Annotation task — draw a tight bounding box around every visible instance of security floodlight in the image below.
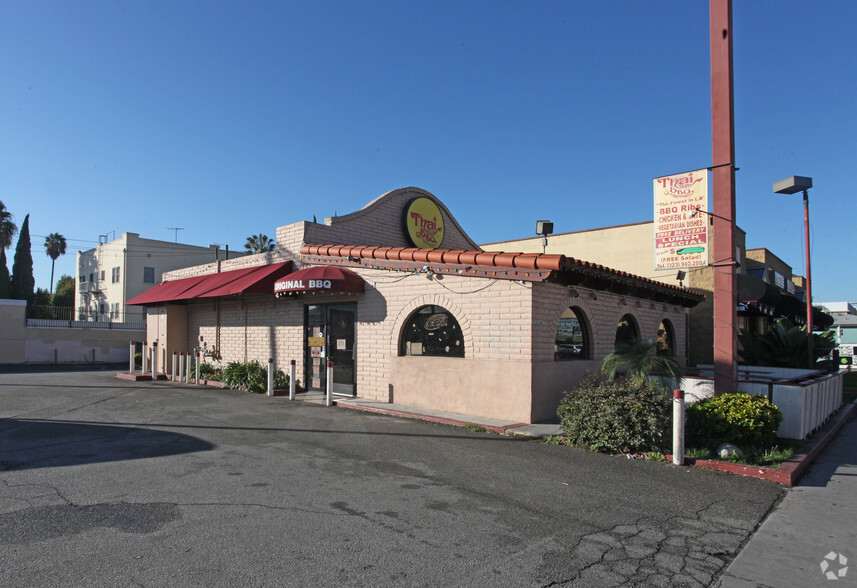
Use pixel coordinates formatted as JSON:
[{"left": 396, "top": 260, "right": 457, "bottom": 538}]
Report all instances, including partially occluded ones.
[{"left": 536, "top": 221, "right": 554, "bottom": 236}]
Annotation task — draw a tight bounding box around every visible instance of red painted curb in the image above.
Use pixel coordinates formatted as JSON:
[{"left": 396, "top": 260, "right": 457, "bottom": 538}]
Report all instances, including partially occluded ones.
[
  {"left": 670, "top": 400, "right": 857, "bottom": 486},
  {"left": 334, "top": 400, "right": 526, "bottom": 434}
]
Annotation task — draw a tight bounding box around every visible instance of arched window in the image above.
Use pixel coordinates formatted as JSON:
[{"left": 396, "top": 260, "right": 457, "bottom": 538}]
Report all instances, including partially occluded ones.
[
  {"left": 615, "top": 313, "right": 639, "bottom": 347},
  {"left": 657, "top": 319, "right": 676, "bottom": 357},
  {"left": 400, "top": 305, "right": 464, "bottom": 358},
  {"left": 554, "top": 306, "right": 591, "bottom": 360}
]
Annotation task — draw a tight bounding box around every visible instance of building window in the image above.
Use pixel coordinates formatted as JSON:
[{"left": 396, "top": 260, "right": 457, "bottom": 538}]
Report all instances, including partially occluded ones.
[
  {"left": 110, "top": 303, "right": 120, "bottom": 319},
  {"left": 89, "top": 273, "right": 94, "bottom": 283},
  {"left": 555, "top": 307, "right": 591, "bottom": 360},
  {"left": 400, "top": 305, "right": 464, "bottom": 358},
  {"left": 615, "top": 313, "right": 639, "bottom": 347},
  {"left": 112, "top": 267, "right": 120, "bottom": 283},
  {"left": 143, "top": 267, "right": 155, "bottom": 283},
  {"left": 80, "top": 274, "right": 86, "bottom": 283},
  {"left": 100, "top": 270, "right": 105, "bottom": 281},
  {"left": 657, "top": 319, "right": 676, "bottom": 357}
]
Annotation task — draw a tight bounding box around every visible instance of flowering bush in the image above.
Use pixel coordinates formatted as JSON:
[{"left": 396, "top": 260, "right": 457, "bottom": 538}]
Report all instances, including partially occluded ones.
[
  {"left": 557, "top": 376, "right": 672, "bottom": 453},
  {"left": 686, "top": 393, "right": 782, "bottom": 447}
]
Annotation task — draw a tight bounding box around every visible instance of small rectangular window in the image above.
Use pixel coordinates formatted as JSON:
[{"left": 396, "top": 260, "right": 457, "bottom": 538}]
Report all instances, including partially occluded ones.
[
  {"left": 112, "top": 267, "right": 120, "bottom": 283},
  {"left": 80, "top": 274, "right": 86, "bottom": 283},
  {"left": 101, "top": 270, "right": 105, "bottom": 281},
  {"left": 89, "top": 273, "right": 94, "bottom": 282},
  {"left": 143, "top": 267, "right": 155, "bottom": 283}
]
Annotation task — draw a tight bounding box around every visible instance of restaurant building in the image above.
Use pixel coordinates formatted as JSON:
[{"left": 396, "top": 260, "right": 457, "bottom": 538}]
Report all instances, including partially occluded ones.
[{"left": 129, "top": 188, "right": 702, "bottom": 423}]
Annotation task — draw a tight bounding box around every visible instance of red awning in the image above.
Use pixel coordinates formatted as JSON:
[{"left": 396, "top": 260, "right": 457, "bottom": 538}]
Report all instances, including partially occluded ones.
[
  {"left": 274, "top": 265, "right": 365, "bottom": 295},
  {"left": 127, "top": 261, "right": 293, "bottom": 305}
]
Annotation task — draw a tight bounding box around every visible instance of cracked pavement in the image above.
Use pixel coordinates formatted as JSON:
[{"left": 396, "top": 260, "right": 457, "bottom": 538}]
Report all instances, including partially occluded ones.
[{"left": 0, "top": 370, "right": 784, "bottom": 586}]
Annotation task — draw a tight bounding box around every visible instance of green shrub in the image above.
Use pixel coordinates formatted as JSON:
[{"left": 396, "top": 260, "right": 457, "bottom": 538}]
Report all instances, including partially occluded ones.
[
  {"left": 557, "top": 376, "right": 673, "bottom": 453},
  {"left": 134, "top": 352, "right": 142, "bottom": 370},
  {"left": 222, "top": 360, "right": 289, "bottom": 393},
  {"left": 199, "top": 362, "right": 223, "bottom": 381},
  {"left": 686, "top": 393, "right": 782, "bottom": 447}
]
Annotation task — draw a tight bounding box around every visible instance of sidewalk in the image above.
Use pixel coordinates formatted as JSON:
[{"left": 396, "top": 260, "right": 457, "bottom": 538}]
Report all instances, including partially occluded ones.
[{"left": 716, "top": 409, "right": 857, "bottom": 587}]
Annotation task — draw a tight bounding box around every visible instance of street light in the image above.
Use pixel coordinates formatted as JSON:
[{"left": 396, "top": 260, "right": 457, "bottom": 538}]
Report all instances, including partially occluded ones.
[{"left": 773, "top": 175, "right": 814, "bottom": 368}]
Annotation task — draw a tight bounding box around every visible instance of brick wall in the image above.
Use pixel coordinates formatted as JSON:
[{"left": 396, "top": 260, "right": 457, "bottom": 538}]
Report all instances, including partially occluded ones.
[{"left": 177, "top": 265, "right": 690, "bottom": 422}]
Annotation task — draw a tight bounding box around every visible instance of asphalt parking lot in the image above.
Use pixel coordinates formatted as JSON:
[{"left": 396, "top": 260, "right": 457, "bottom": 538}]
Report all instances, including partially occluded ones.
[{"left": 0, "top": 369, "right": 784, "bottom": 587}]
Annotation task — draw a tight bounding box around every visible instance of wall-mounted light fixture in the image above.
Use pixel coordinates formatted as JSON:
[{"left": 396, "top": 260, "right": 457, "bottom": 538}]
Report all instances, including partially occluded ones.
[
  {"left": 568, "top": 288, "right": 579, "bottom": 298},
  {"left": 589, "top": 293, "right": 598, "bottom": 301}
]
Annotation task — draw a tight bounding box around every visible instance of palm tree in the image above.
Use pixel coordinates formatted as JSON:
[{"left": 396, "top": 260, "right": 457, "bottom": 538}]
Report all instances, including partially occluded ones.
[
  {"left": 44, "top": 232, "right": 67, "bottom": 293},
  {"left": 244, "top": 233, "right": 275, "bottom": 254},
  {"left": 0, "top": 201, "right": 14, "bottom": 299},
  {"left": 598, "top": 339, "right": 683, "bottom": 389},
  {"left": 0, "top": 200, "right": 16, "bottom": 249}
]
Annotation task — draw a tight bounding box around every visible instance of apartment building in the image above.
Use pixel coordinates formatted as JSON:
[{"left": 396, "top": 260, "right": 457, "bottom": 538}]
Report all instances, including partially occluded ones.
[{"left": 75, "top": 233, "right": 230, "bottom": 323}]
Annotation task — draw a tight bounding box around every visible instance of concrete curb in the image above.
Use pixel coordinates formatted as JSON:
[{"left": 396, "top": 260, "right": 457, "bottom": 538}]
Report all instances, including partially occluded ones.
[{"left": 334, "top": 399, "right": 528, "bottom": 435}]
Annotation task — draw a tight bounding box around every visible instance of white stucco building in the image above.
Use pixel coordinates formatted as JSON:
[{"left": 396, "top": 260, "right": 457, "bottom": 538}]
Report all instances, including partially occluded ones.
[{"left": 75, "top": 233, "right": 236, "bottom": 323}]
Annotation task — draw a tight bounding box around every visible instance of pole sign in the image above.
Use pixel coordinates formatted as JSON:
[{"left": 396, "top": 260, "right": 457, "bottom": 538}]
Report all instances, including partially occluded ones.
[{"left": 654, "top": 169, "right": 709, "bottom": 270}]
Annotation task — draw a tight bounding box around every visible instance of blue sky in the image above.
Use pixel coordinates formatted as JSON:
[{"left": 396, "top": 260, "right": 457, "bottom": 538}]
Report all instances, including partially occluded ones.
[{"left": 1, "top": 1, "right": 854, "bottom": 301}]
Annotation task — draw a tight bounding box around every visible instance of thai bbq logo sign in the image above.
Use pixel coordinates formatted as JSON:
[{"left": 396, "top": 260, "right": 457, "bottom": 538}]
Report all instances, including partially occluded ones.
[{"left": 653, "top": 169, "right": 709, "bottom": 270}]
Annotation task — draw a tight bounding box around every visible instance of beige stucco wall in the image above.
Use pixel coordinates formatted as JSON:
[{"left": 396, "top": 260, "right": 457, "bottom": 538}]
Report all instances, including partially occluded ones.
[
  {"left": 0, "top": 299, "right": 137, "bottom": 364},
  {"left": 390, "top": 356, "right": 533, "bottom": 422}
]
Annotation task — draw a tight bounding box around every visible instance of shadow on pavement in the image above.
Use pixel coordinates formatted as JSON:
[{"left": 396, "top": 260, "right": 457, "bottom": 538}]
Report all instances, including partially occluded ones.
[{"left": 0, "top": 419, "right": 215, "bottom": 471}]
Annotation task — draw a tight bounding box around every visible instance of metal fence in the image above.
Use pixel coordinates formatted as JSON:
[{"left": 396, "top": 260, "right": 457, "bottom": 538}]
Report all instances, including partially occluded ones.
[{"left": 26, "top": 305, "right": 146, "bottom": 330}]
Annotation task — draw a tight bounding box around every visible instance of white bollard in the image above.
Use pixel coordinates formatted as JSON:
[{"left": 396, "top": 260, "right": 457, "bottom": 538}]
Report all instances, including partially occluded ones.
[
  {"left": 289, "top": 360, "right": 296, "bottom": 400},
  {"left": 267, "top": 358, "right": 274, "bottom": 397},
  {"left": 129, "top": 341, "right": 135, "bottom": 373},
  {"left": 194, "top": 352, "right": 200, "bottom": 384},
  {"left": 152, "top": 341, "right": 159, "bottom": 377},
  {"left": 171, "top": 352, "right": 177, "bottom": 381},
  {"left": 673, "top": 389, "right": 685, "bottom": 466},
  {"left": 325, "top": 361, "right": 333, "bottom": 407},
  {"left": 178, "top": 353, "right": 185, "bottom": 383},
  {"left": 142, "top": 341, "right": 148, "bottom": 374},
  {"left": 185, "top": 353, "right": 191, "bottom": 383}
]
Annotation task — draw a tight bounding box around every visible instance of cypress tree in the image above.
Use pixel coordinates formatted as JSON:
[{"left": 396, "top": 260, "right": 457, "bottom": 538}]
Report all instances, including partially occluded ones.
[
  {"left": 10, "top": 214, "right": 35, "bottom": 301},
  {"left": 0, "top": 248, "right": 10, "bottom": 298}
]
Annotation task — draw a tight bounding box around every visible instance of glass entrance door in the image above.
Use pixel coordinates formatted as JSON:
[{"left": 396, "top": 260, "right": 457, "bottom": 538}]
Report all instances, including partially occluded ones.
[{"left": 304, "top": 303, "right": 357, "bottom": 396}]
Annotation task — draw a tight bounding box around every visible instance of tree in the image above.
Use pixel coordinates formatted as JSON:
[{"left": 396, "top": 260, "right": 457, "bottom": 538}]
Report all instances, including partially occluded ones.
[
  {"left": 244, "top": 233, "right": 275, "bottom": 254},
  {"left": 598, "top": 339, "right": 683, "bottom": 389},
  {"left": 43, "top": 232, "right": 67, "bottom": 293},
  {"left": 52, "top": 274, "right": 75, "bottom": 307},
  {"left": 738, "top": 319, "right": 835, "bottom": 369},
  {"left": 0, "top": 200, "right": 16, "bottom": 249},
  {"left": 0, "top": 249, "right": 9, "bottom": 299},
  {"left": 10, "top": 214, "right": 35, "bottom": 301},
  {"left": 0, "top": 200, "right": 15, "bottom": 299}
]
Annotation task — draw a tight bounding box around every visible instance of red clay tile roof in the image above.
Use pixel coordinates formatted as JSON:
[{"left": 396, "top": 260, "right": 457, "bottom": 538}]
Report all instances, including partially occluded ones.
[{"left": 299, "top": 244, "right": 704, "bottom": 306}]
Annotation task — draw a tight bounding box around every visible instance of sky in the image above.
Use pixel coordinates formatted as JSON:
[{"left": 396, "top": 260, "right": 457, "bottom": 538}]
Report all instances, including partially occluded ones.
[{"left": 1, "top": 1, "right": 854, "bottom": 301}]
